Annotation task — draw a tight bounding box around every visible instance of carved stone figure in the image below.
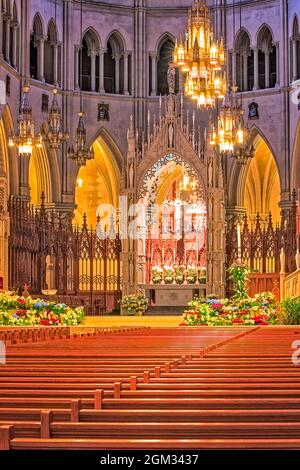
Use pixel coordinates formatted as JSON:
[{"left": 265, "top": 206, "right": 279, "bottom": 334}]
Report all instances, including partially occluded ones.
[
  {"left": 128, "top": 162, "right": 134, "bottom": 188},
  {"left": 167, "top": 62, "right": 176, "bottom": 94},
  {"left": 168, "top": 123, "right": 174, "bottom": 148}
]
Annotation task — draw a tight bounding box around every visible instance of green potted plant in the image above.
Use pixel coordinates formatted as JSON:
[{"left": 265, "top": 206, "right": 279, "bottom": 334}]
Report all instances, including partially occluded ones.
[
  {"left": 164, "top": 266, "right": 174, "bottom": 284},
  {"left": 227, "top": 263, "right": 251, "bottom": 299},
  {"left": 198, "top": 267, "right": 206, "bottom": 284},
  {"left": 175, "top": 265, "right": 185, "bottom": 284},
  {"left": 121, "top": 293, "right": 149, "bottom": 316},
  {"left": 151, "top": 266, "right": 163, "bottom": 284},
  {"left": 186, "top": 267, "right": 198, "bottom": 284}
]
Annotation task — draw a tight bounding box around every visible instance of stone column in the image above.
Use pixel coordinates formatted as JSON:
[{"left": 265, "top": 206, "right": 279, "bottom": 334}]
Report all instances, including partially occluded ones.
[
  {"left": 264, "top": 49, "right": 270, "bottom": 89},
  {"left": 37, "top": 36, "right": 46, "bottom": 82},
  {"left": 0, "top": 1, "right": 3, "bottom": 59},
  {"left": 90, "top": 50, "right": 96, "bottom": 92},
  {"left": 253, "top": 47, "right": 259, "bottom": 90},
  {"left": 274, "top": 42, "right": 280, "bottom": 87},
  {"left": 150, "top": 52, "right": 157, "bottom": 96},
  {"left": 19, "top": 154, "right": 31, "bottom": 199},
  {"left": 4, "top": 15, "right": 11, "bottom": 64},
  {"left": 115, "top": 53, "right": 120, "bottom": 94},
  {"left": 243, "top": 51, "right": 248, "bottom": 91},
  {"left": 74, "top": 44, "right": 80, "bottom": 90},
  {"left": 292, "top": 38, "right": 298, "bottom": 82},
  {"left": 98, "top": 48, "right": 105, "bottom": 93},
  {"left": 11, "top": 22, "right": 18, "bottom": 69},
  {"left": 232, "top": 51, "right": 237, "bottom": 88},
  {"left": 123, "top": 51, "right": 130, "bottom": 95},
  {"left": 53, "top": 42, "right": 59, "bottom": 85}
]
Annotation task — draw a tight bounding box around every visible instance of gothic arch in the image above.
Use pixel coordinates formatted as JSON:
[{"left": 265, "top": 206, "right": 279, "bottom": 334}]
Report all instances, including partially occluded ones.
[
  {"left": 235, "top": 27, "right": 252, "bottom": 48},
  {"left": 291, "top": 117, "right": 300, "bottom": 191},
  {"left": 104, "top": 31, "right": 127, "bottom": 94},
  {"left": 293, "top": 15, "right": 299, "bottom": 37},
  {"left": 155, "top": 32, "right": 176, "bottom": 54},
  {"left": 31, "top": 12, "right": 44, "bottom": 37},
  {"left": 74, "top": 130, "right": 121, "bottom": 226},
  {"left": 156, "top": 34, "right": 177, "bottom": 96},
  {"left": 29, "top": 143, "right": 54, "bottom": 206},
  {"left": 137, "top": 151, "right": 207, "bottom": 203},
  {"left": 1, "top": 105, "right": 18, "bottom": 195},
  {"left": 228, "top": 127, "right": 281, "bottom": 223},
  {"left": 82, "top": 27, "right": 101, "bottom": 51},
  {"left": 256, "top": 23, "right": 275, "bottom": 46},
  {"left": 104, "top": 30, "right": 126, "bottom": 53}
]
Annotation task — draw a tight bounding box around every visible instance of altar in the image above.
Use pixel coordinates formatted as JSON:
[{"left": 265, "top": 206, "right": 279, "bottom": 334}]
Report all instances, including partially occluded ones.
[{"left": 145, "top": 284, "right": 206, "bottom": 307}]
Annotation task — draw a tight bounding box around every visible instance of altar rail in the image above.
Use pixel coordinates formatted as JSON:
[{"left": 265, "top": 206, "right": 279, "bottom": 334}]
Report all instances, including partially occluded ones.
[{"left": 8, "top": 197, "right": 121, "bottom": 315}]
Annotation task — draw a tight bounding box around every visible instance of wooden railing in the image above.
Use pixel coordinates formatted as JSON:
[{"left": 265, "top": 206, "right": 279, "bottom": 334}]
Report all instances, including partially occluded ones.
[{"left": 281, "top": 269, "right": 300, "bottom": 300}]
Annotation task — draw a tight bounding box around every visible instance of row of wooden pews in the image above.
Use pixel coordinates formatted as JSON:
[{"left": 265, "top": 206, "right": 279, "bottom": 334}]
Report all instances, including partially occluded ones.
[{"left": 1, "top": 326, "right": 300, "bottom": 449}]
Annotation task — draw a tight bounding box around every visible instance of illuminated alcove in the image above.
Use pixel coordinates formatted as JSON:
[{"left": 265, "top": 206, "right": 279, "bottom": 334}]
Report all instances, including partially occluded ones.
[
  {"left": 29, "top": 146, "right": 52, "bottom": 206},
  {"left": 244, "top": 139, "right": 281, "bottom": 224},
  {"left": 74, "top": 137, "right": 120, "bottom": 227}
]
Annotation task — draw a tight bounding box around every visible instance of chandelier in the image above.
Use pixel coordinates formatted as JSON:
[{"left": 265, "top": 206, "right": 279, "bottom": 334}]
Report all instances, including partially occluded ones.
[
  {"left": 173, "top": 0, "right": 226, "bottom": 108},
  {"left": 67, "top": 111, "right": 94, "bottom": 167},
  {"left": 9, "top": 82, "right": 43, "bottom": 157},
  {"left": 209, "top": 88, "right": 249, "bottom": 155},
  {"left": 68, "top": 0, "right": 94, "bottom": 167},
  {"left": 43, "top": 89, "right": 69, "bottom": 149}
]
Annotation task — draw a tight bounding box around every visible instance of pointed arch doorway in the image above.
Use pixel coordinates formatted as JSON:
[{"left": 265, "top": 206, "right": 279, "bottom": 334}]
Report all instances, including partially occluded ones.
[{"left": 137, "top": 153, "right": 207, "bottom": 307}]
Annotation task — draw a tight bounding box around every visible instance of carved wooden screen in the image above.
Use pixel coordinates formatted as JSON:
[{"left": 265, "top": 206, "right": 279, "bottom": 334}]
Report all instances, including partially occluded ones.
[{"left": 8, "top": 198, "right": 121, "bottom": 315}]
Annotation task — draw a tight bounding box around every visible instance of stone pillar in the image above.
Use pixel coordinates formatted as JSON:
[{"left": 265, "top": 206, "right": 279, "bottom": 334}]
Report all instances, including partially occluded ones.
[
  {"left": 150, "top": 52, "right": 157, "bottom": 96},
  {"left": 19, "top": 154, "right": 31, "bottom": 200},
  {"left": 123, "top": 51, "right": 129, "bottom": 95},
  {"left": 115, "top": 53, "right": 120, "bottom": 94},
  {"left": 232, "top": 51, "right": 237, "bottom": 88},
  {"left": 53, "top": 42, "right": 59, "bottom": 85},
  {"left": 0, "top": 1, "right": 3, "bottom": 59},
  {"left": 90, "top": 50, "right": 96, "bottom": 92},
  {"left": 274, "top": 42, "right": 280, "bottom": 87},
  {"left": 37, "top": 36, "right": 46, "bottom": 82},
  {"left": 74, "top": 44, "right": 80, "bottom": 90},
  {"left": 4, "top": 15, "right": 11, "bottom": 63},
  {"left": 292, "top": 39, "right": 298, "bottom": 82},
  {"left": 264, "top": 49, "right": 270, "bottom": 89},
  {"left": 253, "top": 47, "right": 259, "bottom": 90},
  {"left": 0, "top": 174, "right": 9, "bottom": 291},
  {"left": 11, "top": 23, "right": 18, "bottom": 69},
  {"left": 243, "top": 51, "right": 248, "bottom": 91},
  {"left": 98, "top": 48, "right": 105, "bottom": 93}
]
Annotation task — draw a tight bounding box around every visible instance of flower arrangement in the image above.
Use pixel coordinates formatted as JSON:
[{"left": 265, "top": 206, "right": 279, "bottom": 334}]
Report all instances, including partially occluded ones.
[
  {"left": 174, "top": 265, "right": 185, "bottom": 284},
  {"left": 186, "top": 267, "right": 198, "bottom": 284},
  {"left": 0, "top": 291, "right": 85, "bottom": 326},
  {"left": 152, "top": 266, "right": 163, "bottom": 284},
  {"left": 198, "top": 267, "right": 206, "bottom": 284},
  {"left": 121, "top": 293, "right": 149, "bottom": 316},
  {"left": 180, "top": 291, "right": 278, "bottom": 326},
  {"left": 164, "top": 266, "right": 174, "bottom": 284}
]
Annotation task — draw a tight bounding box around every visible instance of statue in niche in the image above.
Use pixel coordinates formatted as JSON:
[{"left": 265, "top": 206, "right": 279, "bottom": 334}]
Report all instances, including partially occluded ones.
[
  {"left": 128, "top": 253, "right": 134, "bottom": 282},
  {"left": 167, "top": 62, "right": 176, "bottom": 94},
  {"left": 208, "top": 162, "right": 213, "bottom": 187},
  {"left": 168, "top": 123, "right": 174, "bottom": 148},
  {"left": 128, "top": 162, "right": 134, "bottom": 188}
]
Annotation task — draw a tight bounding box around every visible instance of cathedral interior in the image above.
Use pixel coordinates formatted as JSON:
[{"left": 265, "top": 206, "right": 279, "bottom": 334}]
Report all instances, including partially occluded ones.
[
  {"left": 2, "top": 0, "right": 300, "bottom": 456},
  {"left": 0, "top": 0, "right": 299, "bottom": 314}
]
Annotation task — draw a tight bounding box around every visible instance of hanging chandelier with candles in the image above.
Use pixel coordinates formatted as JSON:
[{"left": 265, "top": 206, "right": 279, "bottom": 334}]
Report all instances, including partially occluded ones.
[
  {"left": 209, "top": 88, "right": 248, "bottom": 154},
  {"left": 68, "top": 0, "right": 94, "bottom": 167},
  {"left": 208, "top": 0, "right": 253, "bottom": 158},
  {"left": 173, "top": 0, "right": 226, "bottom": 108},
  {"left": 43, "top": 88, "right": 69, "bottom": 149},
  {"left": 9, "top": 82, "right": 43, "bottom": 157}
]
